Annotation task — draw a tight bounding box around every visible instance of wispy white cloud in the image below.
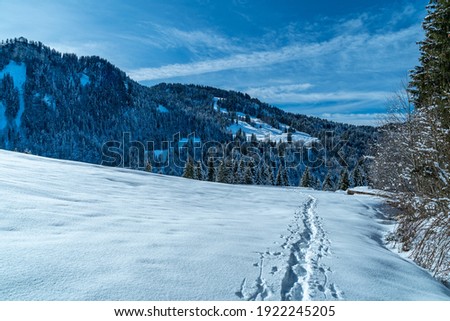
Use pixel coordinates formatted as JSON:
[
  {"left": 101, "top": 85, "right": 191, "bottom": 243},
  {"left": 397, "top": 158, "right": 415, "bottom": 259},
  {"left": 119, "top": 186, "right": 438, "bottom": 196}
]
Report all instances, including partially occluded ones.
[
  {"left": 245, "top": 83, "right": 313, "bottom": 100},
  {"left": 280, "top": 103, "right": 388, "bottom": 125},
  {"left": 0, "top": 0, "right": 420, "bottom": 125},
  {"left": 128, "top": 23, "right": 421, "bottom": 82},
  {"left": 158, "top": 27, "right": 242, "bottom": 54},
  {"left": 319, "top": 113, "right": 388, "bottom": 126},
  {"left": 279, "top": 98, "right": 386, "bottom": 115},
  {"left": 128, "top": 42, "right": 320, "bottom": 80},
  {"left": 335, "top": 14, "right": 369, "bottom": 35},
  {"left": 388, "top": 4, "right": 418, "bottom": 27},
  {"left": 119, "top": 24, "right": 243, "bottom": 56},
  {"left": 245, "top": 83, "right": 393, "bottom": 105},
  {"left": 249, "top": 90, "right": 391, "bottom": 104}
]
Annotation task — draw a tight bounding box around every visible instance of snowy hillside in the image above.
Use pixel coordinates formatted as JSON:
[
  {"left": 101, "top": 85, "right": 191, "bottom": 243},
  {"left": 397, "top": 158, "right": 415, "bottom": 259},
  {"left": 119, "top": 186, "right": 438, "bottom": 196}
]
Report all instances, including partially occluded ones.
[
  {"left": 214, "top": 96, "right": 315, "bottom": 143},
  {"left": 0, "top": 150, "right": 448, "bottom": 300},
  {"left": 228, "top": 117, "right": 315, "bottom": 143}
]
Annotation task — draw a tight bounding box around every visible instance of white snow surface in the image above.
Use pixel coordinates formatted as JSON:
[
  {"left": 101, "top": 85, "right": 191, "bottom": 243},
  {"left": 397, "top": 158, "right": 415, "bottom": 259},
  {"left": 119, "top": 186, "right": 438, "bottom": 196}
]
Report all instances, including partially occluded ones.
[
  {"left": 0, "top": 150, "right": 448, "bottom": 301},
  {"left": 212, "top": 97, "right": 234, "bottom": 114},
  {"left": 229, "top": 117, "right": 316, "bottom": 143},
  {"left": 212, "top": 97, "right": 314, "bottom": 142},
  {"left": 212, "top": 97, "right": 223, "bottom": 111},
  {"left": 43, "top": 94, "right": 56, "bottom": 110},
  {"left": 157, "top": 105, "right": 169, "bottom": 113},
  {"left": 0, "top": 60, "right": 26, "bottom": 127},
  {"left": 79, "top": 73, "right": 90, "bottom": 86}
]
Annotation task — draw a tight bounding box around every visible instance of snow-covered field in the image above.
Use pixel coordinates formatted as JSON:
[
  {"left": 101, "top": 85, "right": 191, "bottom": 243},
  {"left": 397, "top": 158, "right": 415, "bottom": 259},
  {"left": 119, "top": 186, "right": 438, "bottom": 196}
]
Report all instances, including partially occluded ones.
[{"left": 0, "top": 150, "right": 448, "bottom": 301}]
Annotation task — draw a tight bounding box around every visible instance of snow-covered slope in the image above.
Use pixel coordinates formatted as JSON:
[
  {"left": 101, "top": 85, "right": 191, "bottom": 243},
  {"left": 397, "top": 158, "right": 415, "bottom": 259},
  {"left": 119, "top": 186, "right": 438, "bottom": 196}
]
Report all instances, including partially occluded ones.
[
  {"left": 0, "top": 150, "right": 448, "bottom": 300},
  {"left": 213, "top": 97, "right": 315, "bottom": 143},
  {"left": 228, "top": 117, "right": 315, "bottom": 143}
]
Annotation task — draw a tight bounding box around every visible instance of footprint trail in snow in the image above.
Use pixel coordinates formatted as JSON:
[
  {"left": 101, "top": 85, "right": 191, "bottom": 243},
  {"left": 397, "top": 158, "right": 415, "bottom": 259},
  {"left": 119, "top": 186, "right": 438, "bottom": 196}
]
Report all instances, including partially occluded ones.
[{"left": 237, "top": 193, "right": 343, "bottom": 301}]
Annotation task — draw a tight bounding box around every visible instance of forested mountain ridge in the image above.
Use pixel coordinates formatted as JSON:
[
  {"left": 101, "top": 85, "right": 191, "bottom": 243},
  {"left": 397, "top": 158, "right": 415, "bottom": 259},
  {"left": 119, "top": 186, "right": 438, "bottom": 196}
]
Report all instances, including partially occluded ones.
[{"left": 0, "top": 37, "right": 376, "bottom": 188}]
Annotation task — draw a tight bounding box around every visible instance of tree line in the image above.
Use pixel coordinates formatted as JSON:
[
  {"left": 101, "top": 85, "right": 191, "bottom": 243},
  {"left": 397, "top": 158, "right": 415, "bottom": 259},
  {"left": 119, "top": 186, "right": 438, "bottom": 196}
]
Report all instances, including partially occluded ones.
[{"left": 371, "top": 0, "right": 449, "bottom": 283}]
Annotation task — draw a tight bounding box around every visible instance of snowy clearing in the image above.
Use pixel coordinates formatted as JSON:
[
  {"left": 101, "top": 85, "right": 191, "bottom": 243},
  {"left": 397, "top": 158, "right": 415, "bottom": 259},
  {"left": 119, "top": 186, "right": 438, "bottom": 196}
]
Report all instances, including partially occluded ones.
[
  {"left": 79, "top": 73, "right": 90, "bottom": 86},
  {"left": 157, "top": 105, "right": 169, "bottom": 113},
  {"left": 228, "top": 117, "right": 315, "bottom": 143},
  {"left": 212, "top": 97, "right": 315, "bottom": 143},
  {"left": 0, "top": 60, "right": 26, "bottom": 127},
  {"left": 0, "top": 150, "right": 448, "bottom": 300}
]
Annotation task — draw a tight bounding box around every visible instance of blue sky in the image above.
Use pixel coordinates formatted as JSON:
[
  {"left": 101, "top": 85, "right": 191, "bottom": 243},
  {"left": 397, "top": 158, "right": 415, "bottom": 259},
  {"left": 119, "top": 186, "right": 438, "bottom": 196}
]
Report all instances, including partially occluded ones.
[{"left": 0, "top": 0, "right": 427, "bottom": 125}]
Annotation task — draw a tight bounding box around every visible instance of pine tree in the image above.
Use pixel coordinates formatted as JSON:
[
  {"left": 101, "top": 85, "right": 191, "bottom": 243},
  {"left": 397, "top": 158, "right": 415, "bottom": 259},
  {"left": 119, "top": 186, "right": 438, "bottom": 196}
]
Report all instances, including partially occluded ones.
[
  {"left": 260, "top": 163, "right": 272, "bottom": 185},
  {"left": 216, "top": 161, "right": 228, "bottom": 183},
  {"left": 244, "top": 166, "right": 254, "bottom": 185},
  {"left": 287, "top": 131, "right": 293, "bottom": 144},
  {"left": 207, "top": 157, "right": 215, "bottom": 182},
  {"left": 322, "top": 172, "right": 334, "bottom": 191},
  {"left": 194, "top": 161, "right": 203, "bottom": 180},
  {"left": 182, "top": 157, "right": 194, "bottom": 179},
  {"left": 282, "top": 165, "right": 289, "bottom": 186},
  {"left": 231, "top": 158, "right": 240, "bottom": 184},
  {"left": 275, "top": 166, "right": 283, "bottom": 186},
  {"left": 300, "top": 167, "right": 312, "bottom": 187},
  {"left": 236, "top": 159, "right": 246, "bottom": 184},
  {"left": 410, "top": 0, "right": 450, "bottom": 125},
  {"left": 338, "top": 169, "right": 350, "bottom": 190},
  {"left": 225, "top": 159, "right": 234, "bottom": 183},
  {"left": 267, "top": 164, "right": 275, "bottom": 185},
  {"left": 313, "top": 175, "right": 321, "bottom": 189},
  {"left": 276, "top": 163, "right": 288, "bottom": 186},
  {"left": 254, "top": 166, "right": 263, "bottom": 185},
  {"left": 145, "top": 161, "right": 152, "bottom": 173},
  {"left": 248, "top": 159, "right": 257, "bottom": 183},
  {"left": 351, "top": 165, "right": 364, "bottom": 187}
]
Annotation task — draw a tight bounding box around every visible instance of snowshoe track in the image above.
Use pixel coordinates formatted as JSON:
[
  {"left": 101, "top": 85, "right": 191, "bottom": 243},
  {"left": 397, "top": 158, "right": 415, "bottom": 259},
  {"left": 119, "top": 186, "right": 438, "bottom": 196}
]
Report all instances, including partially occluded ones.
[{"left": 237, "top": 193, "right": 342, "bottom": 301}]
